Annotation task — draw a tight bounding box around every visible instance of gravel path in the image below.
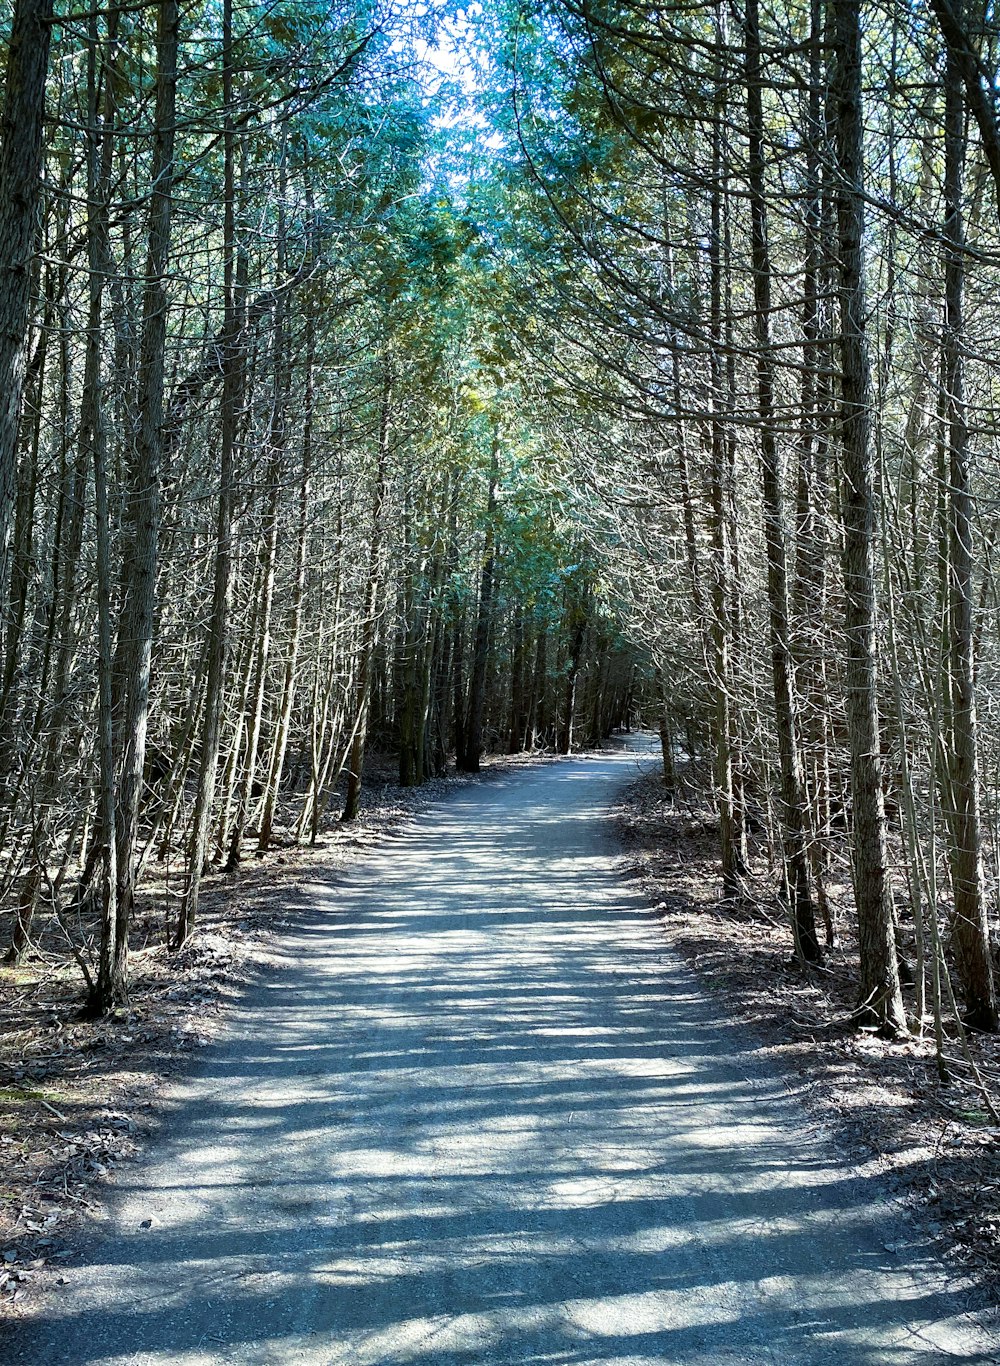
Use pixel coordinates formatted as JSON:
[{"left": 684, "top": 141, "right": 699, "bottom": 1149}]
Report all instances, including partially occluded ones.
[{"left": 5, "top": 742, "right": 995, "bottom": 1363}]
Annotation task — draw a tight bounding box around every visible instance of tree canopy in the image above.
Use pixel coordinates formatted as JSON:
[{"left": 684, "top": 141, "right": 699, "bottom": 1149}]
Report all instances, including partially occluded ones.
[{"left": 2, "top": 0, "right": 1000, "bottom": 1063}]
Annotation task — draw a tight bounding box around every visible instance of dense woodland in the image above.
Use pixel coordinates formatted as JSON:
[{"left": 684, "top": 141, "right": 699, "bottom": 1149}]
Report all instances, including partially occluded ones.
[{"left": 2, "top": 0, "right": 1000, "bottom": 1061}]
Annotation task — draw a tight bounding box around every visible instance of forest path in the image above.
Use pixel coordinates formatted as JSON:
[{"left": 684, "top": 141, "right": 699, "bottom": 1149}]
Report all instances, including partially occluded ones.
[{"left": 5, "top": 741, "right": 994, "bottom": 1364}]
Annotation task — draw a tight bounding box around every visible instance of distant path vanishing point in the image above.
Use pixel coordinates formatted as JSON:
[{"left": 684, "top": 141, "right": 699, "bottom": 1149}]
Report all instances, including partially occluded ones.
[{"left": 5, "top": 739, "right": 995, "bottom": 1364}]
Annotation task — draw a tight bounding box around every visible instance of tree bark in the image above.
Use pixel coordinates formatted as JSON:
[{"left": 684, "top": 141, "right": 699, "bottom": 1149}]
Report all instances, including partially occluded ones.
[
  {"left": 558, "top": 588, "right": 587, "bottom": 757},
  {"left": 257, "top": 308, "right": 313, "bottom": 850},
  {"left": 87, "top": 6, "right": 124, "bottom": 1011},
  {"left": 225, "top": 141, "right": 290, "bottom": 868},
  {"left": 793, "top": 0, "right": 835, "bottom": 948},
  {"left": 458, "top": 441, "right": 498, "bottom": 772},
  {"left": 179, "top": 0, "right": 242, "bottom": 940},
  {"left": 0, "top": 0, "right": 53, "bottom": 638},
  {"left": 940, "top": 4, "right": 998, "bottom": 1030},
  {"left": 831, "top": 0, "right": 907, "bottom": 1033},
  {"left": 928, "top": 0, "right": 1000, "bottom": 226},
  {"left": 708, "top": 31, "right": 747, "bottom": 896},
  {"left": 113, "top": 0, "right": 178, "bottom": 974},
  {"left": 341, "top": 368, "right": 390, "bottom": 821},
  {"left": 746, "top": 0, "right": 820, "bottom": 962}
]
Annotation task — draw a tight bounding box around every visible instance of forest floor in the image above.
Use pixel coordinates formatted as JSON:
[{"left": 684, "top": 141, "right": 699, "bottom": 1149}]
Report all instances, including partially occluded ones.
[
  {"left": 0, "top": 750, "right": 545, "bottom": 1314},
  {"left": 612, "top": 767, "right": 1000, "bottom": 1299},
  {"left": 2, "top": 740, "right": 991, "bottom": 1363},
  {"left": 1, "top": 742, "right": 998, "bottom": 1339}
]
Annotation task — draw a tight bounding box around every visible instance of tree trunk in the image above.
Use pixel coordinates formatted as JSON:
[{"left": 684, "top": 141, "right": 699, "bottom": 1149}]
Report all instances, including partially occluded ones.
[
  {"left": 458, "top": 442, "right": 498, "bottom": 773},
  {"left": 225, "top": 460, "right": 279, "bottom": 868},
  {"left": 257, "top": 310, "right": 313, "bottom": 851},
  {"left": 113, "top": 0, "right": 178, "bottom": 975},
  {"left": 508, "top": 604, "right": 531, "bottom": 754},
  {"left": 793, "top": 0, "right": 835, "bottom": 948},
  {"left": 178, "top": 0, "right": 241, "bottom": 941},
  {"left": 224, "top": 170, "right": 290, "bottom": 870},
  {"left": 0, "top": 0, "right": 53, "bottom": 636},
  {"left": 87, "top": 6, "right": 125, "bottom": 1011},
  {"left": 941, "top": 6, "right": 998, "bottom": 1030},
  {"left": 745, "top": 0, "right": 820, "bottom": 962},
  {"left": 559, "top": 598, "right": 587, "bottom": 757},
  {"left": 708, "top": 36, "right": 747, "bottom": 895},
  {"left": 831, "top": 0, "right": 907, "bottom": 1033},
  {"left": 341, "top": 368, "right": 390, "bottom": 821}
]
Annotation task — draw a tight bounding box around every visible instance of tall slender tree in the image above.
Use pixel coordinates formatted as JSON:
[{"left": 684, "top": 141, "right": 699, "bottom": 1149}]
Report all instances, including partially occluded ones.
[{"left": 831, "top": 0, "right": 906, "bottom": 1033}]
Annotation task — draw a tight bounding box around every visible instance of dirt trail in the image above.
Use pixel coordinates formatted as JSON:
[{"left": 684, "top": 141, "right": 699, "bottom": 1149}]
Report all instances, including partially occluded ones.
[{"left": 3, "top": 741, "right": 994, "bottom": 1363}]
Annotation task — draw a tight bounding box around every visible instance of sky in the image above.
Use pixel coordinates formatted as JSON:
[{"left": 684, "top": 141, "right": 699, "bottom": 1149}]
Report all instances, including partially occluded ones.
[
  {"left": 411, "top": 2, "right": 483, "bottom": 92},
  {"left": 391, "top": 1, "right": 505, "bottom": 156}
]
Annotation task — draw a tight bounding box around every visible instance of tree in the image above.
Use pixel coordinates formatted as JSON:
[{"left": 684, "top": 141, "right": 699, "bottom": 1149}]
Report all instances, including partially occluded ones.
[
  {"left": 112, "top": 0, "right": 180, "bottom": 999},
  {"left": 745, "top": 0, "right": 820, "bottom": 962},
  {"left": 939, "top": 0, "right": 998, "bottom": 1030},
  {"left": 0, "top": 0, "right": 53, "bottom": 641},
  {"left": 830, "top": 0, "right": 906, "bottom": 1034}
]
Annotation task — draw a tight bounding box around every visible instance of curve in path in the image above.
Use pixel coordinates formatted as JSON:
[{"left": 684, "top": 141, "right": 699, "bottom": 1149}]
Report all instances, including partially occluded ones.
[{"left": 4, "top": 742, "right": 994, "bottom": 1364}]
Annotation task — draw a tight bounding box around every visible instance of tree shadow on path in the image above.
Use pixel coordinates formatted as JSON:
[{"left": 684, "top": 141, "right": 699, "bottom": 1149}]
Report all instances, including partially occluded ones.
[{"left": 5, "top": 754, "right": 996, "bottom": 1364}]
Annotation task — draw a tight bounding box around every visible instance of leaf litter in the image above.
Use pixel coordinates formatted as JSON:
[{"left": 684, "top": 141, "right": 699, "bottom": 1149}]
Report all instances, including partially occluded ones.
[{"left": 612, "top": 767, "right": 1000, "bottom": 1311}]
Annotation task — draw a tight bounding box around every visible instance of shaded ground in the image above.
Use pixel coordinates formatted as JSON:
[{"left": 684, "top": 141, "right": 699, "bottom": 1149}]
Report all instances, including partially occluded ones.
[
  {"left": 0, "top": 753, "right": 543, "bottom": 1312},
  {"left": 2, "top": 741, "right": 995, "bottom": 1363},
  {"left": 612, "top": 768, "right": 1000, "bottom": 1296}
]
